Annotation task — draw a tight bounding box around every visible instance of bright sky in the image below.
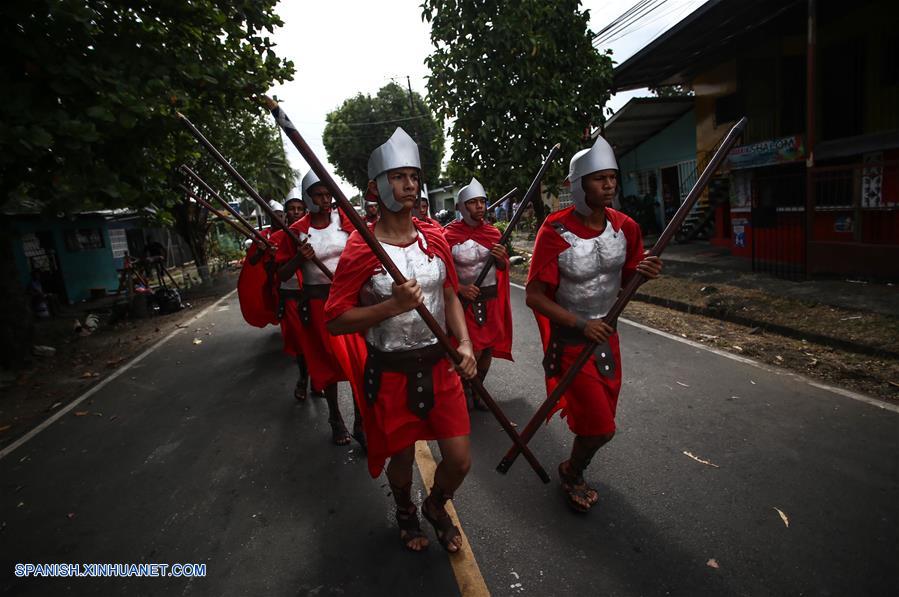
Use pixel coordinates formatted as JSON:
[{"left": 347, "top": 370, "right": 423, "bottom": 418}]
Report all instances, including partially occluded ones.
[{"left": 267, "top": 0, "right": 707, "bottom": 197}]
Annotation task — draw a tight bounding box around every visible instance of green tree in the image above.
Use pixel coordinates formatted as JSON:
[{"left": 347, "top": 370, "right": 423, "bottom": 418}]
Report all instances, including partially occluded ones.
[
  {"left": 422, "top": 0, "right": 614, "bottom": 220},
  {"left": 0, "top": 0, "right": 294, "bottom": 368},
  {"left": 322, "top": 82, "right": 445, "bottom": 193}
]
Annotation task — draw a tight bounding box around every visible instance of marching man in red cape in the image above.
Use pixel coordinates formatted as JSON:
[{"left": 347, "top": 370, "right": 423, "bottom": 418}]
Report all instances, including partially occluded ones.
[
  {"left": 526, "top": 135, "right": 661, "bottom": 513},
  {"left": 443, "top": 178, "right": 513, "bottom": 411},
  {"left": 270, "top": 189, "right": 311, "bottom": 401},
  {"left": 325, "top": 128, "right": 477, "bottom": 553},
  {"left": 277, "top": 170, "right": 361, "bottom": 447}
]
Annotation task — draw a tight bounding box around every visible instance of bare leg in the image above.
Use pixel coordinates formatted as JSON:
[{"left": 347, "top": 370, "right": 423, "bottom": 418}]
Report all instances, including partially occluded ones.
[
  {"left": 351, "top": 399, "right": 366, "bottom": 452},
  {"left": 423, "top": 435, "right": 471, "bottom": 553},
  {"left": 470, "top": 349, "right": 492, "bottom": 411},
  {"left": 294, "top": 355, "right": 308, "bottom": 401},
  {"left": 386, "top": 446, "right": 429, "bottom": 551},
  {"left": 324, "top": 383, "right": 350, "bottom": 445}
]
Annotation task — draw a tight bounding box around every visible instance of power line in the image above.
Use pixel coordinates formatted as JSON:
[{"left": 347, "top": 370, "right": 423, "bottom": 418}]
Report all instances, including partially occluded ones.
[
  {"left": 593, "top": 0, "right": 660, "bottom": 45},
  {"left": 594, "top": 0, "right": 673, "bottom": 47}
]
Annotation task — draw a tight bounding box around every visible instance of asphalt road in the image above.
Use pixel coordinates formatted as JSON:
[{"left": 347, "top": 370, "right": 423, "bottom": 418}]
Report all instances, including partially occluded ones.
[{"left": 1, "top": 287, "right": 896, "bottom": 596}]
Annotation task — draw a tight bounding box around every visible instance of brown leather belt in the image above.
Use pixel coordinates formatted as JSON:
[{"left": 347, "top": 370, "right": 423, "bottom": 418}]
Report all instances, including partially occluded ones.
[
  {"left": 463, "top": 284, "right": 498, "bottom": 326},
  {"left": 363, "top": 342, "right": 446, "bottom": 419},
  {"left": 298, "top": 283, "right": 330, "bottom": 325},
  {"left": 277, "top": 288, "right": 302, "bottom": 321},
  {"left": 542, "top": 324, "right": 616, "bottom": 380}
]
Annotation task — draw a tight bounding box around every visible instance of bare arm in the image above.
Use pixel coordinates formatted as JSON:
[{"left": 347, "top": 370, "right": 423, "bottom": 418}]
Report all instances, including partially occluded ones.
[
  {"left": 443, "top": 286, "right": 476, "bottom": 379},
  {"left": 277, "top": 252, "right": 304, "bottom": 282}
]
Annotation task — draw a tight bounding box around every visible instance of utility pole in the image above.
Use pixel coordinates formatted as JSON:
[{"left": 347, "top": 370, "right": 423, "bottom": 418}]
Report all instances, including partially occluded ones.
[{"left": 406, "top": 75, "right": 417, "bottom": 115}]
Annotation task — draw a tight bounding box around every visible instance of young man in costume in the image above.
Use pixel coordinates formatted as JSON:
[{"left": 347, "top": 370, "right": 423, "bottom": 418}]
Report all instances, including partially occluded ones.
[
  {"left": 363, "top": 200, "right": 380, "bottom": 225},
  {"left": 276, "top": 170, "right": 361, "bottom": 446},
  {"left": 526, "top": 135, "right": 661, "bottom": 513},
  {"left": 413, "top": 193, "right": 439, "bottom": 227},
  {"left": 325, "top": 128, "right": 477, "bottom": 553},
  {"left": 443, "top": 178, "right": 513, "bottom": 412},
  {"left": 270, "top": 188, "right": 312, "bottom": 401}
]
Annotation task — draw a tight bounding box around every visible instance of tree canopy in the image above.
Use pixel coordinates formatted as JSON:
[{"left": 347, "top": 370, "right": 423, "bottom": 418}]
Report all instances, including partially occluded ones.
[
  {"left": 0, "top": 0, "right": 295, "bottom": 216},
  {"left": 322, "top": 82, "right": 445, "bottom": 193},
  {"left": 421, "top": 0, "right": 614, "bottom": 215}
]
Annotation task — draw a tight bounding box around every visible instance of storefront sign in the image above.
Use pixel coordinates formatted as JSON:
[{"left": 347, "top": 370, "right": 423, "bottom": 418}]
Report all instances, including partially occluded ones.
[{"left": 727, "top": 135, "right": 805, "bottom": 170}]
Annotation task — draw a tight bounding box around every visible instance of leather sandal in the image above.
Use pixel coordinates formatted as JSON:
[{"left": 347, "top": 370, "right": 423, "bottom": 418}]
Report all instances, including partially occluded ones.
[
  {"left": 396, "top": 504, "right": 429, "bottom": 551},
  {"left": 558, "top": 461, "right": 598, "bottom": 513},
  {"left": 328, "top": 418, "right": 351, "bottom": 446},
  {"left": 422, "top": 489, "right": 462, "bottom": 553}
]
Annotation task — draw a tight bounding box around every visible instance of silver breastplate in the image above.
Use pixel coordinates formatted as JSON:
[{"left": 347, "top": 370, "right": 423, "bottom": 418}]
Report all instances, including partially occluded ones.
[
  {"left": 360, "top": 233, "right": 446, "bottom": 352},
  {"left": 556, "top": 224, "right": 627, "bottom": 320},
  {"left": 299, "top": 212, "right": 348, "bottom": 286},
  {"left": 451, "top": 239, "right": 496, "bottom": 286}
]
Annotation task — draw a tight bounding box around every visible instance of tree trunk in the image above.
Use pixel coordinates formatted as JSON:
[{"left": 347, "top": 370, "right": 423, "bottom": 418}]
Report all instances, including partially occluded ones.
[
  {"left": 172, "top": 198, "right": 211, "bottom": 286},
  {"left": 0, "top": 229, "right": 35, "bottom": 370}
]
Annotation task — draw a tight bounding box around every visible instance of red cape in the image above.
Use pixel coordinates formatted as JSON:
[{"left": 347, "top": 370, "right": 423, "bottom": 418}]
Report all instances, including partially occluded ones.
[
  {"left": 237, "top": 244, "right": 279, "bottom": 327},
  {"left": 325, "top": 222, "right": 459, "bottom": 477},
  {"left": 443, "top": 220, "right": 513, "bottom": 361},
  {"left": 527, "top": 206, "right": 643, "bottom": 422}
]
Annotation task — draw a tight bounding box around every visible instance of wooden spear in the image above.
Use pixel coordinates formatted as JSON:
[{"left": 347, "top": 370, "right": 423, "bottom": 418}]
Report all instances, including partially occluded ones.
[
  {"left": 178, "top": 184, "right": 265, "bottom": 246},
  {"left": 487, "top": 188, "right": 518, "bottom": 213},
  {"left": 179, "top": 165, "right": 273, "bottom": 250},
  {"left": 175, "top": 112, "right": 332, "bottom": 280}
]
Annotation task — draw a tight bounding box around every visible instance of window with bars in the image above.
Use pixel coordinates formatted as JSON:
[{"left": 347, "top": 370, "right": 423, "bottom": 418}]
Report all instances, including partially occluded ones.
[{"left": 108, "top": 228, "right": 128, "bottom": 258}]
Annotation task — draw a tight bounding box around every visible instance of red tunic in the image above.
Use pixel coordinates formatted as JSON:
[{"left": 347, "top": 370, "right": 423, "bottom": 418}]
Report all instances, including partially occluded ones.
[
  {"left": 527, "top": 207, "right": 643, "bottom": 436},
  {"left": 325, "top": 223, "right": 469, "bottom": 478},
  {"left": 443, "top": 220, "right": 513, "bottom": 360},
  {"left": 271, "top": 228, "right": 304, "bottom": 358},
  {"left": 277, "top": 211, "right": 355, "bottom": 391}
]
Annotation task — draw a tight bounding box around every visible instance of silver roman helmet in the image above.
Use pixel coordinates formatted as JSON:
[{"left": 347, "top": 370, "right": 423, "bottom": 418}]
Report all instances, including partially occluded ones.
[
  {"left": 456, "top": 177, "right": 487, "bottom": 226},
  {"left": 366, "top": 127, "right": 422, "bottom": 213},
  {"left": 301, "top": 169, "right": 325, "bottom": 213},
  {"left": 284, "top": 186, "right": 303, "bottom": 208},
  {"left": 566, "top": 135, "right": 618, "bottom": 216}
]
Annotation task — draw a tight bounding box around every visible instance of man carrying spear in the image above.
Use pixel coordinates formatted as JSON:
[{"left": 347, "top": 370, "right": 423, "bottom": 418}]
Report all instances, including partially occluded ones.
[
  {"left": 276, "top": 169, "right": 361, "bottom": 446},
  {"left": 270, "top": 187, "right": 312, "bottom": 401},
  {"left": 443, "top": 178, "right": 513, "bottom": 412},
  {"left": 526, "top": 135, "right": 661, "bottom": 513},
  {"left": 324, "top": 128, "right": 477, "bottom": 553}
]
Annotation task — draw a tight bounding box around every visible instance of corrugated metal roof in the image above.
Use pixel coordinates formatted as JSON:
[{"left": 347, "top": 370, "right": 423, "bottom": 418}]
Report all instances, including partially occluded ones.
[{"left": 612, "top": 0, "right": 804, "bottom": 91}]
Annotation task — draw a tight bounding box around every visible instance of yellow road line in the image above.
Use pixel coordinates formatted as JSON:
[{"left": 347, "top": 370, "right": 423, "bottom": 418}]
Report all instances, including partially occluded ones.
[{"left": 414, "top": 441, "right": 490, "bottom": 597}]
